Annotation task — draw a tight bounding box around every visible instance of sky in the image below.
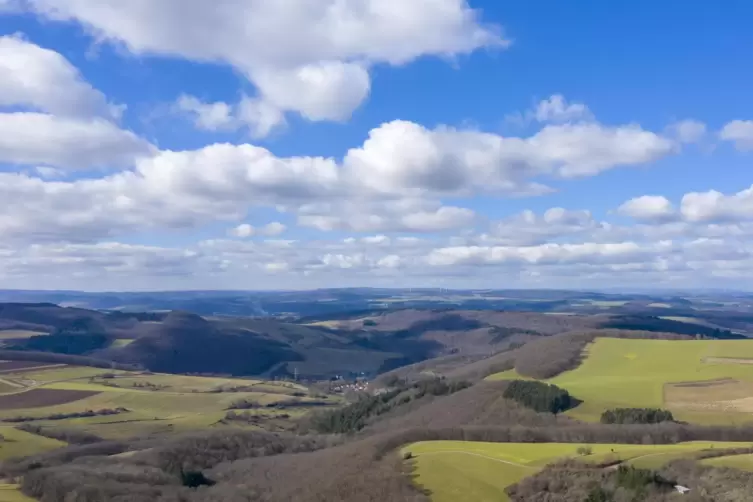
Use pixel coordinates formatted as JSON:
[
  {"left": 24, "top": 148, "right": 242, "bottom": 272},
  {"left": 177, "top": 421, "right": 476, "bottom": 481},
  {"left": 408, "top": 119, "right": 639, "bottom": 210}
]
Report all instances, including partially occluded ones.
[{"left": 0, "top": 0, "right": 752, "bottom": 291}]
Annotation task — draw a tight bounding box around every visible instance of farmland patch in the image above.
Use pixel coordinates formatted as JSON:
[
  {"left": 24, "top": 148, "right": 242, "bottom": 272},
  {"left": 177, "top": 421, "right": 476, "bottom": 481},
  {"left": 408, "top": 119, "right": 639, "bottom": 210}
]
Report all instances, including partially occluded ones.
[{"left": 0, "top": 389, "right": 98, "bottom": 409}]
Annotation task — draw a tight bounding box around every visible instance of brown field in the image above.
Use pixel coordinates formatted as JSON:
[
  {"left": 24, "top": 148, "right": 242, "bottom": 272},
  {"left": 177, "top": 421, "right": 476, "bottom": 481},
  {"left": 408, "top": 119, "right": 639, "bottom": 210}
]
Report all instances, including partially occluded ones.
[
  {"left": 665, "top": 379, "right": 753, "bottom": 414},
  {"left": 0, "top": 388, "right": 99, "bottom": 409},
  {"left": 0, "top": 361, "right": 65, "bottom": 374}
]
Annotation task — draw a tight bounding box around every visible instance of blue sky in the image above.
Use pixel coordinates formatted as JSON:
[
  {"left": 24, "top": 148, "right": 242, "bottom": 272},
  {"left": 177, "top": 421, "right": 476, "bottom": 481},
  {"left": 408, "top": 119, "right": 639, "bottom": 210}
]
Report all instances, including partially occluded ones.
[{"left": 0, "top": 1, "right": 751, "bottom": 291}]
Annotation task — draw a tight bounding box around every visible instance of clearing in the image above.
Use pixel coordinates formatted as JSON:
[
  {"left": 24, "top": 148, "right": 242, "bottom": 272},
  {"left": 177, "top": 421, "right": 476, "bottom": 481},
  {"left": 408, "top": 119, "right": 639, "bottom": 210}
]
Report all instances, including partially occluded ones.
[
  {"left": 404, "top": 440, "right": 753, "bottom": 502},
  {"left": 488, "top": 338, "right": 753, "bottom": 424}
]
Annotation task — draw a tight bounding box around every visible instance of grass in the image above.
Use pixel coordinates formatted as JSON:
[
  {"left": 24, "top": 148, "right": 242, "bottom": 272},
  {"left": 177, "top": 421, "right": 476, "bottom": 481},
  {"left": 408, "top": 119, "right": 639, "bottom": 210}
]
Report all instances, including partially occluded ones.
[
  {"left": 0, "top": 484, "right": 36, "bottom": 502},
  {"left": 488, "top": 338, "right": 753, "bottom": 424},
  {"left": 404, "top": 440, "right": 753, "bottom": 502},
  {"left": 701, "top": 453, "right": 753, "bottom": 471},
  {"left": 17, "top": 367, "right": 120, "bottom": 383},
  {"left": 0, "top": 426, "right": 65, "bottom": 461}
]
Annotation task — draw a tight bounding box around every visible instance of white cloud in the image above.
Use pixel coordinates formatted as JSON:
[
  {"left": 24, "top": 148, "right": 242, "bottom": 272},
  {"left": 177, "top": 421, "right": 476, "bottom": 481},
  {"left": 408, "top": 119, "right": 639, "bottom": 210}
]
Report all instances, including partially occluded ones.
[
  {"left": 23, "top": 0, "right": 507, "bottom": 124},
  {"left": 0, "top": 112, "right": 680, "bottom": 245},
  {"left": 175, "top": 94, "right": 286, "bottom": 138},
  {"left": 680, "top": 185, "right": 753, "bottom": 222},
  {"left": 344, "top": 120, "right": 674, "bottom": 196},
  {"left": 618, "top": 195, "right": 677, "bottom": 222},
  {"left": 667, "top": 119, "right": 707, "bottom": 144},
  {"left": 720, "top": 120, "right": 753, "bottom": 151},
  {"left": 506, "top": 94, "right": 591, "bottom": 125},
  {"left": 0, "top": 112, "right": 154, "bottom": 169},
  {"left": 260, "top": 222, "right": 287, "bottom": 236},
  {"left": 485, "top": 208, "right": 603, "bottom": 246},
  {"left": 230, "top": 223, "right": 255, "bottom": 238},
  {"left": 296, "top": 199, "right": 475, "bottom": 233},
  {"left": 0, "top": 34, "right": 118, "bottom": 118},
  {"left": 533, "top": 95, "right": 590, "bottom": 123},
  {"left": 426, "top": 241, "right": 672, "bottom": 267}
]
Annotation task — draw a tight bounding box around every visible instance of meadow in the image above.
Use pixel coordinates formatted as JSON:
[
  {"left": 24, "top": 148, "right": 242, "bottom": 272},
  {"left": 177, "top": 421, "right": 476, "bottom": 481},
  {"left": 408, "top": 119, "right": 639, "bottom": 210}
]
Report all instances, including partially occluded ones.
[
  {"left": 488, "top": 338, "right": 753, "bottom": 424},
  {"left": 701, "top": 453, "right": 753, "bottom": 471},
  {"left": 404, "top": 440, "right": 753, "bottom": 502}
]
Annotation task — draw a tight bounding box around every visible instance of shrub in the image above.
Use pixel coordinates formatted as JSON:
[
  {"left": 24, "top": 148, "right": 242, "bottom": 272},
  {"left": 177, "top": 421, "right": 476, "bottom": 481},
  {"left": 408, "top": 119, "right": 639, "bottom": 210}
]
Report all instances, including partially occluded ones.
[
  {"left": 180, "top": 470, "right": 215, "bottom": 488},
  {"left": 600, "top": 408, "right": 675, "bottom": 425},
  {"left": 577, "top": 446, "right": 593, "bottom": 456},
  {"left": 502, "top": 380, "right": 577, "bottom": 414}
]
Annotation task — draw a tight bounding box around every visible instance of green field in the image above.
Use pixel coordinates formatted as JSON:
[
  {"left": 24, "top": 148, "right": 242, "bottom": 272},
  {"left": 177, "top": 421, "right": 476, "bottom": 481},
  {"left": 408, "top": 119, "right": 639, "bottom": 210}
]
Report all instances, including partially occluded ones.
[
  {"left": 404, "top": 440, "right": 753, "bottom": 502},
  {"left": 488, "top": 338, "right": 753, "bottom": 424},
  {"left": 0, "top": 426, "right": 65, "bottom": 461},
  {"left": 0, "top": 483, "right": 36, "bottom": 502},
  {"left": 701, "top": 453, "right": 753, "bottom": 471}
]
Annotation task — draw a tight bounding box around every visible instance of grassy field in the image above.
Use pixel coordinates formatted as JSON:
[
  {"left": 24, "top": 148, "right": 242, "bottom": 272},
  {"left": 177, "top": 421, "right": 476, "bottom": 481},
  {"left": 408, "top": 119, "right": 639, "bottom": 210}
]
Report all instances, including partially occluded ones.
[
  {"left": 701, "top": 453, "right": 753, "bottom": 471},
  {"left": 0, "top": 483, "right": 36, "bottom": 502},
  {"left": 0, "top": 426, "right": 65, "bottom": 461},
  {"left": 404, "top": 440, "right": 753, "bottom": 502},
  {"left": 488, "top": 338, "right": 753, "bottom": 424},
  {"left": 0, "top": 365, "right": 322, "bottom": 442}
]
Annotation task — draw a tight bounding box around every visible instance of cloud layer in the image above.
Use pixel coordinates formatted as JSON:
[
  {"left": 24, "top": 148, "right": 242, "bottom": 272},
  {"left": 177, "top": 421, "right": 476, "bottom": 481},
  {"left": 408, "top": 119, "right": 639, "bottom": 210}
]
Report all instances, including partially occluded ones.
[{"left": 0, "top": 7, "right": 751, "bottom": 291}]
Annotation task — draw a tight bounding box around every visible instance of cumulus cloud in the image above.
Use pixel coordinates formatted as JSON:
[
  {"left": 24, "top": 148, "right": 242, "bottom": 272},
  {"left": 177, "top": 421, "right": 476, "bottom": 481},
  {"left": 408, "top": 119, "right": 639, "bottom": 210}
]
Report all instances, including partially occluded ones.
[
  {"left": 506, "top": 94, "right": 591, "bottom": 125},
  {"left": 680, "top": 185, "right": 753, "bottom": 222},
  {"left": 229, "top": 221, "right": 287, "bottom": 238},
  {"left": 0, "top": 112, "right": 680, "bottom": 244},
  {"left": 532, "top": 95, "right": 591, "bottom": 123},
  {"left": 0, "top": 113, "right": 154, "bottom": 169},
  {"left": 720, "top": 120, "right": 753, "bottom": 151},
  {"left": 0, "top": 34, "right": 119, "bottom": 118},
  {"left": 296, "top": 198, "right": 475, "bottom": 233},
  {"left": 425, "top": 240, "right": 674, "bottom": 267},
  {"left": 22, "top": 0, "right": 507, "bottom": 123},
  {"left": 617, "top": 195, "right": 677, "bottom": 222},
  {"left": 175, "top": 94, "right": 286, "bottom": 138},
  {"left": 343, "top": 120, "right": 674, "bottom": 197},
  {"left": 667, "top": 119, "right": 707, "bottom": 144},
  {"left": 486, "top": 208, "right": 604, "bottom": 246}
]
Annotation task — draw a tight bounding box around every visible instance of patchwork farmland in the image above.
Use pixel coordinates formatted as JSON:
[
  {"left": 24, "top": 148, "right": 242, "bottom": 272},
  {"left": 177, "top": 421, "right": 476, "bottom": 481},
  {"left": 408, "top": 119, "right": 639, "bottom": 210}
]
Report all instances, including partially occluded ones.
[{"left": 0, "top": 362, "right": 330, "bottom": 458}]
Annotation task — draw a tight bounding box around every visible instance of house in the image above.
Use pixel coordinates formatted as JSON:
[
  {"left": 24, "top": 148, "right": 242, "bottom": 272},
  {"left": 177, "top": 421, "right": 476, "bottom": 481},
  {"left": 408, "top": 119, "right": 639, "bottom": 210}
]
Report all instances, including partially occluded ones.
[{"left": 674, "top": 485, "right": 691, "bottom": 494}]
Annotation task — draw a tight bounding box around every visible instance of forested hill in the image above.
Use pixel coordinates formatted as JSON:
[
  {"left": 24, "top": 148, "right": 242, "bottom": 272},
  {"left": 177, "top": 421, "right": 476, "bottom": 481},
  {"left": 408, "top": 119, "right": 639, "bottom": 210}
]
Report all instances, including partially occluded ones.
[{"left": 0, "top": 303, "right": 743, "bottom": 380}]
